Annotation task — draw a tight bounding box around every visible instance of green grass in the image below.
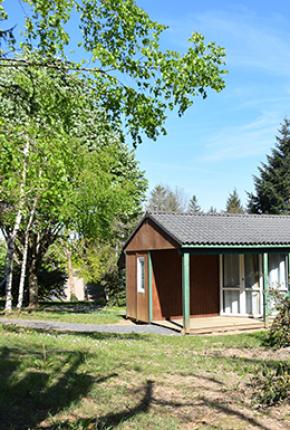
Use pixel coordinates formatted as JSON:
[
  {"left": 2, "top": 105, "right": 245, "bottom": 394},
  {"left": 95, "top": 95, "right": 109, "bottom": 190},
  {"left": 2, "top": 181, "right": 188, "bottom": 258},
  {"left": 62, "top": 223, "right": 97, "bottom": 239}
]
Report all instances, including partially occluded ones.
[
  {"left": 0, "top": 325, "right": 289, "bottom": 430},
  {"left": 0, "top": 303, "right": 125, "bottom": 324}
]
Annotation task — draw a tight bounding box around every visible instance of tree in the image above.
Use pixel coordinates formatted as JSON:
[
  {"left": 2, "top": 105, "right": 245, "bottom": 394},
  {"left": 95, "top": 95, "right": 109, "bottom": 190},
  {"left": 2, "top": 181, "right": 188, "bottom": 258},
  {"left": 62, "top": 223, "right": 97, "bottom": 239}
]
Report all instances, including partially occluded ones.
[
  {"left": 0, "top": 0, "right": 227, "bottom": 309},
  {"left": 208, "top": 206, "right": 218, "bottom": 214},
  {"left": 0, "top": 65, "right": 147, "bottom": 309},
  {"left": 188, "top": 194, "right": 201, "bottom": 213},
  {"left": 248, "top": 119, "right": 290, "bottom": 214},
  {"left": 1, "top": 0, "right": 226, "bottom": 146},
  {"left": 147, "top": 185, "right": 187, "bottom": 213},
  {"left": 226, "top": 189, "right": 244, "bottom": 214}
]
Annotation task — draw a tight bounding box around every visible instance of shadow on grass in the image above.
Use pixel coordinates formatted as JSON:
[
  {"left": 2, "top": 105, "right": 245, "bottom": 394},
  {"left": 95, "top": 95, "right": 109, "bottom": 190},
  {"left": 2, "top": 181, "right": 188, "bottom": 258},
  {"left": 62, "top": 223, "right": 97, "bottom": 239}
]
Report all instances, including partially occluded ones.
[
  {"left": 39, "top": 302, "right": 125, "bottom": 316},
  {"left": 47, "top": 374, "right": 276, "bottom": 430},
  {"left": 1, "top": 324, "right": 151, "bottom": 342},
  {"left": 0, "top": 346, "right": 117, "bottom": 430},
  {"left": 197, "top": 397, "right": 274, "bottom": 430},
  {"left": 0, "top": 301, "right": 125, "bottom": 318},
  {"left": 47, "top": 379, "right": 194, "bottom": 430}
]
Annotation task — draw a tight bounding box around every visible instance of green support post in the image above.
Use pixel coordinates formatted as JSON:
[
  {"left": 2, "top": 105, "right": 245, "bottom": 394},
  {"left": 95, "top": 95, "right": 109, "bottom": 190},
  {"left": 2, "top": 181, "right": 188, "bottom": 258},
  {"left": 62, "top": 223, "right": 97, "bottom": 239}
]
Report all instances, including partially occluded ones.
[
  {"left": 263, "top": 253, "right": 269, "bottom": 324},
  {"left": 288, "top": 254, "right": 290, "bottom": 296},
  {"left": 182, "top": 252, "right": 190, "bottom": 334},
  {"left": 148, "top": 251, "right": 153, "bottom": 323}
]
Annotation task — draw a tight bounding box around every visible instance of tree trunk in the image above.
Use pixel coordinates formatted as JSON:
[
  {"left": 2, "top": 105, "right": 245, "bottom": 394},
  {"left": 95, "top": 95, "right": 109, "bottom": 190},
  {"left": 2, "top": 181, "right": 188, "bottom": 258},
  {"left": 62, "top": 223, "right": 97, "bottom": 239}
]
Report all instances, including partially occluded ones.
[
  {"left": 66, "top": 248, "right": 76, "bottom": 300},
  {"left": 5, "top": 136, "right": 30, "bottom": 312},
  {"left": 29, "top": 256, "right": 39, "bottom": 308},
  {"left": 17, "top": 199, "right": 37, "bottom": 310},
  {"left": 5, "top": 238, "right": 15, "bottom": 312}
]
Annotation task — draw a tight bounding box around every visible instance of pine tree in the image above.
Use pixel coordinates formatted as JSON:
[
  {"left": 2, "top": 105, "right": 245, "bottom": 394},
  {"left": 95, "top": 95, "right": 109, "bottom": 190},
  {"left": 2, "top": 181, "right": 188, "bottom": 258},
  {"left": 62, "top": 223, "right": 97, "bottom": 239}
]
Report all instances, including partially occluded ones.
[
  {"left": 226, "top": 189, "right": 244, "bottom": 213},
  {"left": 147, "top": 185, "right": 186, "bottom": 213},
  {"left": 248, "top": 119, "right": 290, "bottom": 214},
  {"left": 188, "top": 194, "right": 201, "bottom": 213},
  {"left": 208, "top": 206, "right": 218, "bottom": 214}
]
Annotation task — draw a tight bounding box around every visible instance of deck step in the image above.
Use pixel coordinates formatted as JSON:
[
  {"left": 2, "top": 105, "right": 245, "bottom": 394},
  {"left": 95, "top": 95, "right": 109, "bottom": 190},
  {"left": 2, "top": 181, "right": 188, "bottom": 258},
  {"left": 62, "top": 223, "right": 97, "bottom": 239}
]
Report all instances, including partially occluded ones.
[{"left": 190, "top": 323, "right": 267, "bottom": 335}]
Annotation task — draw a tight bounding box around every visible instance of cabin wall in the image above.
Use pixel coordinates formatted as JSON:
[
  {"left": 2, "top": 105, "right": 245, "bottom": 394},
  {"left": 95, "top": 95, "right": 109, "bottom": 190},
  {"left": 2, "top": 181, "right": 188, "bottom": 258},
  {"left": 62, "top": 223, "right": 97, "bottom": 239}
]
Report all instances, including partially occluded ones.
[
  {"left": 190, "top": 255, "right": 220, "bottom": 316},
  {"left": 126, "top": 252, "right": 149, "bottom": 322},
  {"left": 126, "top": 219, "right": 177, "bottom": 251},
  {"left": 152, "top": 249, "right": 182, "bottom": 320},
  {"left": 152, "top": 251, "right": 219, "bottom": 320}
]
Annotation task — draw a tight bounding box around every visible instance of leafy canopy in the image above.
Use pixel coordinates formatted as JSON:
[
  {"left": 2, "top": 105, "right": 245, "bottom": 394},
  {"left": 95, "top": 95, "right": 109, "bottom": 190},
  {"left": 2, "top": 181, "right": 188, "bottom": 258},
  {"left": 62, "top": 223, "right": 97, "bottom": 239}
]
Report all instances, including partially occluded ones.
[
  {"left": 0, "top": 64, "right": 147, "bottom": 242},
  {"left": 1, "top": 0, "right": 227, "bottom": 145}
]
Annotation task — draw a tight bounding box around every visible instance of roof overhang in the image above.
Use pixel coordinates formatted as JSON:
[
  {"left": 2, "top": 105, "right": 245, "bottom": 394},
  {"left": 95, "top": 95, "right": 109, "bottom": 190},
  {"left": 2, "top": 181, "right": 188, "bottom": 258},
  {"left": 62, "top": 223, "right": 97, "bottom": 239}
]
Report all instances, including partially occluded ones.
[{"left": 181, "top": 243, "right": 290, "bottom": 255}]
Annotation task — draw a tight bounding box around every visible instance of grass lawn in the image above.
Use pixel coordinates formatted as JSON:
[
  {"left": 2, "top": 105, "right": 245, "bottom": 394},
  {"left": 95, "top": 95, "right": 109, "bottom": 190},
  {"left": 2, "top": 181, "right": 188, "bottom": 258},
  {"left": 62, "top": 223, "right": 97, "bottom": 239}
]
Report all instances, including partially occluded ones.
[
  {"left": 0, "top": 325, "right": 289, "bottom": 430},
  {"left": 0, "top": 302, "right": 125, "bottom": 325}
]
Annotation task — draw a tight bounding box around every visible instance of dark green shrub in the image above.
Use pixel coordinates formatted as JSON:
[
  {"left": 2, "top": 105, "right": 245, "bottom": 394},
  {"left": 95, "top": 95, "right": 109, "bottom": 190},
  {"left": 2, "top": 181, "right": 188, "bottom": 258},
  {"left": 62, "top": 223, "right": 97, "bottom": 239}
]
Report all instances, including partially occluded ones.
[{"left": 252, "top": 363, "right": 290, "bottom": 408}]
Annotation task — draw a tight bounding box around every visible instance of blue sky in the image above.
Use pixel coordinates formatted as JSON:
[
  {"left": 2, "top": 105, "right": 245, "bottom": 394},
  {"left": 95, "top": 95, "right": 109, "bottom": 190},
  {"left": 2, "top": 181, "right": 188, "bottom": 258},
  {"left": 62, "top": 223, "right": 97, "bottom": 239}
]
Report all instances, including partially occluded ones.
[
  {"left": 5, "top": 0, "right": 290, "bottom": 211},
  {"left": 135, "top": 0, "right": 290, "bottom": 210}
]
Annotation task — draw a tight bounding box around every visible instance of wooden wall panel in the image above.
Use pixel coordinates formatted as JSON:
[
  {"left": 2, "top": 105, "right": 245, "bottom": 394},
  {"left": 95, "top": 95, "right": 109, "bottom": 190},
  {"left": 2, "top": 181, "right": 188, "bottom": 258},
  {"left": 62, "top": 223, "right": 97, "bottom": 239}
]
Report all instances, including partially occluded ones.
[
  {"left": 126, "top": 254, "right": 136, "bottom": 319},
  {"left": 136, "top": 253, "right": 149, "bottom": 322},
  {"left": 126, "top": 219, "right": 177, "bottom": 252},
  {"left": 126, "top": 252, "right": 149, "bottom": 322},
  {"left": 152, "top": 249, "right": 182, "bottom": 320},
  {"left": 152, "top": 251, "right": 219, "bottom": 320},
  {"left": 190, "top": 255, "right": 219, "bottom": 316}
]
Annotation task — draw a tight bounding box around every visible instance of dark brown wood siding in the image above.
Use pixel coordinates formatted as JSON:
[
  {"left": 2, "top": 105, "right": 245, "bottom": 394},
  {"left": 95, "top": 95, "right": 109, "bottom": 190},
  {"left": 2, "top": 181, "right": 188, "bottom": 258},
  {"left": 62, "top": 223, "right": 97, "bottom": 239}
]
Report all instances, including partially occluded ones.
[
  {"left": 125, "top": 219, "right": 177, "bottom": 252},
  {"left": 126, "top": 253, "right": 137, "bottom": 319},
  {"left": 126, "top": 252, "right": 149, "bottom": 322},
  {"left": 152, "top": 249, "right": 182, "bottom": 320},
  {"left": 190, "top": 255, "right": 219, "bottom": 316},
  {"left": 152, "top": 251, "right": 219, "bottom": 319},
  {"left": 136, "top": 253, "right": 149, "bottom": 322}
]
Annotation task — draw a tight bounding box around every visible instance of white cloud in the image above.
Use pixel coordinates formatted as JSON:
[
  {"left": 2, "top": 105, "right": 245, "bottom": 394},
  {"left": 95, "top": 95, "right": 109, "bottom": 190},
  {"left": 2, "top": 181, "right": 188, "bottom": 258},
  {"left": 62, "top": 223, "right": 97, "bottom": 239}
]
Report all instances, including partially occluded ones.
[{"left": 200, "top": 111, "right": 281, "bottom": 162}]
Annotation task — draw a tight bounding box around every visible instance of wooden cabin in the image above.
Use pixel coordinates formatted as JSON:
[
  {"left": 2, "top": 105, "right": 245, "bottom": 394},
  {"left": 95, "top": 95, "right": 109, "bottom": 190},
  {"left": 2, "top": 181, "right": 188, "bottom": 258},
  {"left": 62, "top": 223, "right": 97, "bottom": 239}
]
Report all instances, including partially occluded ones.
[{"left": 123, "top": 212, "right": 290, "bottom": 333}]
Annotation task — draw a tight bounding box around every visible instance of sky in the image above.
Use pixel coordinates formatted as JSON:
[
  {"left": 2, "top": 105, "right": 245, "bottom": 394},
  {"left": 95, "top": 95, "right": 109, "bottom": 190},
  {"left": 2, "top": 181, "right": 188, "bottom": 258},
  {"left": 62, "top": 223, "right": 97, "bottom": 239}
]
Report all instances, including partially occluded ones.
[
  {"left": 135, "top": 0, "right": 290, "bottom": 210},
  {"left": 5, "top": 0, "right": 290, "bottom": 211}
]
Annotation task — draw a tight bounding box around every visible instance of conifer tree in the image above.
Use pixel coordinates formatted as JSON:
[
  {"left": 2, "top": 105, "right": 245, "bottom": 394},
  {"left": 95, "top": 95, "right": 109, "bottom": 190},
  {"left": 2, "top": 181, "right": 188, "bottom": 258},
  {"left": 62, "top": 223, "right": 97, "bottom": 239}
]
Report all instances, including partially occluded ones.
[
  {"left": 248, "top": 119, "right": 290, "bottom": 214},
  {"left": 147, "top": 185, "right": 186, "bottom": 213},
  {"left": 188, "top": 194, "right": 201, "bottom": 213},
  {"left": 208, "top": 206, "right": 218, "bottom": 214},
  {"left": 226, "top": 189, "right": 244, "bottom": 213}
]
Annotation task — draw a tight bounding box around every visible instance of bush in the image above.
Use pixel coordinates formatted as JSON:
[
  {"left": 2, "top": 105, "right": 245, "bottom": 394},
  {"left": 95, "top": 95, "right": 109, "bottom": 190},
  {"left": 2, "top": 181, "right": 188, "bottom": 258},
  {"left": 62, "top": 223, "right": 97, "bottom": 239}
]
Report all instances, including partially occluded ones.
[
  {"left": 252, "top": 363, "right": 290, "bottom": 408},
  {"left": 266, "top": 291, "right": 290, "bottom": 349}
]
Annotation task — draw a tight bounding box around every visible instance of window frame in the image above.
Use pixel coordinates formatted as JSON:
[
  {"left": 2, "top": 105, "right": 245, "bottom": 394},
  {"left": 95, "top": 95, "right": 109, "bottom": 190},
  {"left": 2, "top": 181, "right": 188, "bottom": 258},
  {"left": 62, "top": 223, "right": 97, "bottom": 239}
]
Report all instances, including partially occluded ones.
[
  {"left": 269, "top": 253, "right": 288, "bottom": 292},
  {"left": 137, "top": 256, "right": 145, "bottom": 294}
]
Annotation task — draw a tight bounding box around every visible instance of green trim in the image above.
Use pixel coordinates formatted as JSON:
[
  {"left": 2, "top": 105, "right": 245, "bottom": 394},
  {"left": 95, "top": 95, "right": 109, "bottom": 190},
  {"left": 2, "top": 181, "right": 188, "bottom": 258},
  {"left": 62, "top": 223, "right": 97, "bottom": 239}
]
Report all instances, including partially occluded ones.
[
  {"left": 148, "top": 252, "right": 153, "bottom": 322},
  {"left": 182, "top": 252, "right": 190, "bottom": 334},
  {"left": 179, "top": 248, "right": 290, "bottom": 256},
  {"left": 288, "top": 254, "right": 290, "bottom": 295},
  {"left": 263, "top": 253, "right": 269, "bottom": 323},
  {"left": 182, "top": 243, "right": 290, "bottom": 249}
]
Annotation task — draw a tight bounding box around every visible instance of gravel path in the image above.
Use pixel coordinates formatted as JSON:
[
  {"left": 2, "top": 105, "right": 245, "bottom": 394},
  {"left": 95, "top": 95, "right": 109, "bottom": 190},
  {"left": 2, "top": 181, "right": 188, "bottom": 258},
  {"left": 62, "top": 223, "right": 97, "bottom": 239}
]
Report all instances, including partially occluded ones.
[{"left": 0, "top": 317, "right": 180, "bottom": 335}]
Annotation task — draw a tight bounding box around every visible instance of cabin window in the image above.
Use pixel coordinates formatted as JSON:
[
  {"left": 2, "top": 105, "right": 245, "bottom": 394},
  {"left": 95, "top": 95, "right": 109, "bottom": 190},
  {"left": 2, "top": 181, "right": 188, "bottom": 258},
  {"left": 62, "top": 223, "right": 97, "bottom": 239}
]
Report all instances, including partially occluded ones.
[
  {"left": 137, "top": 257, "right": 145, "bottom": 293},
  {"left": 269, "top": 254, "right": 288, "bottom": 291},
  {"left": 223, "top": 254, "right": 240, "bottom": 288}
]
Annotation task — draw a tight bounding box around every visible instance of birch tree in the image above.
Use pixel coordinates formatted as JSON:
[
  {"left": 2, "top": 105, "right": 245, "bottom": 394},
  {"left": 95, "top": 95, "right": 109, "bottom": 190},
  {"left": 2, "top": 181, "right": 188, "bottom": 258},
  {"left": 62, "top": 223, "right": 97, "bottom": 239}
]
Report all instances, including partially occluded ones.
[
  {"left": 1, "top": 0, "right": 226, "bottom": 146},
  {"left": 0, "top": 65, "right": 147, "bottom": 308},
  {"left": 0, "top": 0, "right": 227, "bottom": 307}
]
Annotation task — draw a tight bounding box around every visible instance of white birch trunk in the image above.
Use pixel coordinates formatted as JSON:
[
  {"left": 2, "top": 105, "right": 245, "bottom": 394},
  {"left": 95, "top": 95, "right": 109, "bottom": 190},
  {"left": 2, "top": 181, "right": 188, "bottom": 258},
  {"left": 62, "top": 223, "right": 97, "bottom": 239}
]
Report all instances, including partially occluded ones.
[
  {"left": 66, "top": 248, "right": 76, "bottom": 300},
  {"left": 17, "top": 198, "right": 37, "bottom": 310},
  {"left": 5, "top": 137, "right": 30, "bottom": 312}
]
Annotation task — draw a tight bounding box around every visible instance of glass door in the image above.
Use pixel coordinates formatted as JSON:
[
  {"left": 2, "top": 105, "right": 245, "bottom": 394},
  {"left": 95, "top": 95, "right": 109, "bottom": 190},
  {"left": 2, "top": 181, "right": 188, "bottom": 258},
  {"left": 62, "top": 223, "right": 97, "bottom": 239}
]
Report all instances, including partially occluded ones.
[
  {"left": 222, "top": 254, "right": 262, "bottom": 316},
  {"left": 244, "top": 254, "right": 261, "bottom": 316},
  {"left": 222, "top": 254, "right": 241, "bottom": 314}
]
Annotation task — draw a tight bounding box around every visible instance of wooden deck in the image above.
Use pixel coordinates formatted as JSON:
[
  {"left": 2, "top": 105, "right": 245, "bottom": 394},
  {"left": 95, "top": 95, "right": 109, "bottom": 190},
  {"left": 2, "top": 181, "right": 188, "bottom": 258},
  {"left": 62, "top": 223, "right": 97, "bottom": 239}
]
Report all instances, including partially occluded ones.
[{"left": 153, "top": 315, "right": 266, "bottom": 334}]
